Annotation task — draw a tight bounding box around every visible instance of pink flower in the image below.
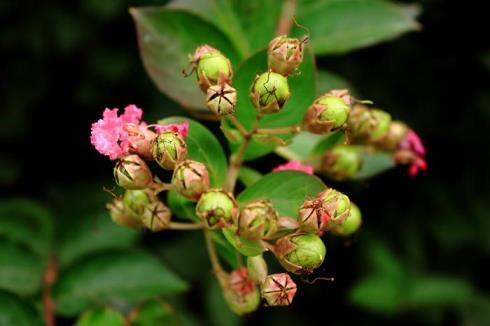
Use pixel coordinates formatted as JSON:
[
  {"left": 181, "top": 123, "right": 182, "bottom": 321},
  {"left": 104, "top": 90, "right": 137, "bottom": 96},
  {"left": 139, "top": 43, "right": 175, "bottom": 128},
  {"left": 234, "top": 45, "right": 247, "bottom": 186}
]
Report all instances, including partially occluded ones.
[
  {"left": 155, "top": 121, "right": 189, "bottom": 138},
  {"left": 273, "top": 161, "right": 314, "bottom": 175},
  {"left": 395, "top": 129, "right": 427, "bottom": 177},
  {"left": 90, "top": 105, "right": 143, "bottom": 160},
  {"left": 400, "top": 130, "right": 426, "bottom": 157}
]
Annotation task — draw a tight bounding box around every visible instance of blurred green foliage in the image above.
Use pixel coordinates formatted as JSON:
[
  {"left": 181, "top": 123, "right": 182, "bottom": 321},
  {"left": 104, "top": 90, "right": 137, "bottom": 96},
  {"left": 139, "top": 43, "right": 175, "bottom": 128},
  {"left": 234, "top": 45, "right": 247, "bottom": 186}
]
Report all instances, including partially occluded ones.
[{"left": 0, "top": 0, "right": 489, "bottom": 325}]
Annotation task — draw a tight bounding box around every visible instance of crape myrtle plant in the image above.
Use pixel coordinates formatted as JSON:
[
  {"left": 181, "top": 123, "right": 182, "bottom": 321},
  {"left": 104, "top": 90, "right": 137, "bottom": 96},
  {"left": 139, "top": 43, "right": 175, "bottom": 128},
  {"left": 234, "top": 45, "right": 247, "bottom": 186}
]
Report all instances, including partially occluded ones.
[
  {"left": 0, "top": 1, "right": 427, "bottom": 325},
  {"left": 89, "top": 5, "right": 425, "bottom": 318}
]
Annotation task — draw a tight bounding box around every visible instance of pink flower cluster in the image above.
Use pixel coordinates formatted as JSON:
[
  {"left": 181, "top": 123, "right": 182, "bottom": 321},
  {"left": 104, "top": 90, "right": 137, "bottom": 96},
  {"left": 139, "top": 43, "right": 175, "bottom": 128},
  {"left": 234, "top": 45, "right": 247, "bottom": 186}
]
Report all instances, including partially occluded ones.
[
  {"left": 273, "top": 161, "right": 314, "bottom": 175},
  {"left": 90, "top": 104, "right": 188, "bottom": 160},
  {"left": 400, "top": 130, "right": 427, "bottom": 177}
]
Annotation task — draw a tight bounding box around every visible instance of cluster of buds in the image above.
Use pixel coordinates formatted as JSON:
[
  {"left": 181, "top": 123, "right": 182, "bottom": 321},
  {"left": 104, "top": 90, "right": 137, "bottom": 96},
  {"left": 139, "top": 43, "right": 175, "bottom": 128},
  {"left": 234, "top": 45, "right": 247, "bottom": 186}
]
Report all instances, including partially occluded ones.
[
  {"left": 247, "top": 34, "right": 306, "bottom": 115},
  {"left": 107, "top": 189, "right": 171, "bottom": 232},
  {"left": 91, "top": 104, "right": 214, "bottom": 232},
  {"left": 303, "top": 89, "right": 353, "bottom": 134},
  {"left": 189, "top": 45, "right": 237, "bottom": 117}
]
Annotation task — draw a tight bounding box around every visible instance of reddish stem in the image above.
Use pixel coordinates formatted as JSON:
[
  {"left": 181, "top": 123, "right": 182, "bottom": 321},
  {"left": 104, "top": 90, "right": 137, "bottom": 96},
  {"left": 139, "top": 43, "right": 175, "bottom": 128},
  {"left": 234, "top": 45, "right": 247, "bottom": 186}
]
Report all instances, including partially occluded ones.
[{"left": 42, "top": 256, "right": 58, "bottom": 326}]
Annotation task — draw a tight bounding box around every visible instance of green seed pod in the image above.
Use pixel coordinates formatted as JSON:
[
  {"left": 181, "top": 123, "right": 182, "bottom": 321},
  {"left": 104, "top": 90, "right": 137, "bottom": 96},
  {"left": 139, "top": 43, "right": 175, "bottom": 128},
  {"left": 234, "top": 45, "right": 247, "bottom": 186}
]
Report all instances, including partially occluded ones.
[
  {"left": 347, "top": 104, "right": 392, "bottom": 143},
  {"left": 206, "top": 83, "right": 237, "bottom": 116},
  {"left": 113, "top": 154, "right": 153, "bottom": 190},
  {"left": 370, "top": 109, "right": 392, "bottom": 140},
  {"left": 106, "top": 197, "right": 142, "bottom": 228},
  {"left": 250, "top": 71, "right": 290, "bottom": 114},
  {"left": 151, "top": 131, "right": 187, "bottom": 170},
  {"left": 331, "top": 202, "right": 362, "bottom": 237},
  {"left": 223, "top": 267, "right": 261, "bottom": 315},
  {"left": 171, "top": 160, "right": 210, "bottom": 201},
  {"left": 267, "top": 35, "right": 306, "bottom": 76},
  {"left": 303, "top": 89, "right": 352, "bottom": 134},
  {"left": 140, "top": 201, "right": 171, "bottom": 232},
  {"left": 317, "top": 188, "right": 351, "bottom": 228},
  {"left": 374, "top": 120, "right": 409, "bottom": 151},
  {"left": 193, "top": 45, "right": 233, "bottom": 92},
  {"left": 195, "top": 189, "right": 239, "bottom": 229},
  {"left": 238, "top": 200, "right": 278, "bottom": 241},
  {"left": 261, "top": 273, "right": 297, "bottom": 306},
  {"left": 322, "top": 145, "right": 363, "bottom": 181},
  {"left": 123, "top": 189, "right": 156, "bottom": 217},
  {"left": 247, "top": 255, "right": 268, "bottom": 284},
  {"left": 274, "top": 233, "right": 326, "bottom": 274}
]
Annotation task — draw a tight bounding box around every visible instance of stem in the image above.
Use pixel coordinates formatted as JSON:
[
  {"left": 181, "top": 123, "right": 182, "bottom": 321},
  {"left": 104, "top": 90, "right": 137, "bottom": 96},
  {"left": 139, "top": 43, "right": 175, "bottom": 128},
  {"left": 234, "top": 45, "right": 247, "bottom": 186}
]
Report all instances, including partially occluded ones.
[
  {"left": 204, "top": 230, "right": 227, "bottom": 286},
  {"left": 223, "top": 114, "right": 263, "bottom": 192},
  {"left": 223, "top": 140, "right": 251, "bottom": 192},
  {"left": 169, "top": 221, "right": 203, "bottom": 230},
  {"left": 150, "top": 181, "right": 174, "bottom": 194},
  {"left": 42, "top": 256, "right": 57, "bottom": 326},
  {"left": 275, "top": 0, "right": 297, "bottom": 36},
  {"left": 274, "top": 146, "right": 303, "bottom": 162},
  {"left": 257, "top": 125, "right": 301, "bottom": 135},
  {"left": 228, "top": 115, "right": 249, "bottom": 137}
]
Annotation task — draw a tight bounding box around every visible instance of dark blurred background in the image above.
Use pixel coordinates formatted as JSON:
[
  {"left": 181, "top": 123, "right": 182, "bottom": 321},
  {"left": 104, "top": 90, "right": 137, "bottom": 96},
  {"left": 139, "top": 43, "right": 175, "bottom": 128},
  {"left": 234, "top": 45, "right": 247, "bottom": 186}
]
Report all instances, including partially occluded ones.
[{"left": 1, "top": 0, "right": 489, "bottom": 325}]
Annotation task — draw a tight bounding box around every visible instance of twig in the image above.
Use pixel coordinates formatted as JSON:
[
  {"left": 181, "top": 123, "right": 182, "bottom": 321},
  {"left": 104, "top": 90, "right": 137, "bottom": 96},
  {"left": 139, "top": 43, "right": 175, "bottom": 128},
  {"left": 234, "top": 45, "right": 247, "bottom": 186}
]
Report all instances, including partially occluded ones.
[
  {"left": 169, "top": 221, "right": 203, "bottom": 230},
  {"left": 42, "top": 256, "right": 57, "bottom": 326},
  {"left": 275, "top": 0, "right": 297, "bottom": 36}
]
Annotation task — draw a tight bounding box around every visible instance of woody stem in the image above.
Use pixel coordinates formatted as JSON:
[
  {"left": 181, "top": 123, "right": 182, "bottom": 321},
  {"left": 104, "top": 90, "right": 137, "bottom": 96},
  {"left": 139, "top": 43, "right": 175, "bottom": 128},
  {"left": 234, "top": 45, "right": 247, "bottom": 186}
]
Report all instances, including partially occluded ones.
[{"left": 169, "top": 222, "right": 203, "bottom": 230}]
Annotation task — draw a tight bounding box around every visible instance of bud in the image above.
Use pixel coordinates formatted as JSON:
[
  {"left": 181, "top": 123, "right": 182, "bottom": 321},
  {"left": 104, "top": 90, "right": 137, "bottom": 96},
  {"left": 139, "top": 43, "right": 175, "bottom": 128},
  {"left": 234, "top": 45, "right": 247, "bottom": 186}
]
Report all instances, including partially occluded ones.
[
  {"left": 331, "top": 202, "right": 362, "bottom": 237},
  {"left": 223, "top": 268, "right": 261, "bottom": 315},
  {"left": 238, "top": 200, "right": 278, "bottom": 241},
  {"left": 124, "top": 123, "right": 156, "bottom": 160},
  {"left": 374, "top": 120, "right": 409, "bottom": 151},
  {"left": 370, "top": 109, "right": 392, "bottom": 141},
  {"left": 195, "top": 189, "right": 239, "bottom": 229},
  {"left": 250, "top": 71, "right": 290, "bottom": 114},
  {"left": 317, "top": 188, "right": 351, "bottom": 227},
  {"left": 123, "top": 189, "right": 156, "bottom": 216},
  {"left": 140, "top": 201, "right": 171, "bottom": 232},
  {"left": 322, "top": 145, "right": 362, "bottom": 180},
  {"left": 267, "top": 35, "right": 305, "bottom": 76},
  {"left": 347, "top": 104, "right": 392, "bottom": 142},
  {"left": 206, "top": 83, "right": 237, "bottom": 116},
  {"left": 193, "top": 45, "right": 233, "bottom": 92},
  {"left": 171, "top": 160, "right": 210, "bottom": 201},
  {"left": 113, "top": 154, "right": 153, "bottom": 190},
  {"left": 303, "top": 91, "right": 351, "bottom": 134},
  {"left": 274, "top": 233, "right": 326, "bottom": 274},
  {"left": 261, "top": 273, "right": 297, "bottom": 306},
  {"left": 247, "top": 255, "right": 268, "bottom": 284},
  {"left": 151, "top": 131, "right": 187, "bottom": 170},
  {"left": 107, "top": 197, "right": 142, "bottom": 228}
]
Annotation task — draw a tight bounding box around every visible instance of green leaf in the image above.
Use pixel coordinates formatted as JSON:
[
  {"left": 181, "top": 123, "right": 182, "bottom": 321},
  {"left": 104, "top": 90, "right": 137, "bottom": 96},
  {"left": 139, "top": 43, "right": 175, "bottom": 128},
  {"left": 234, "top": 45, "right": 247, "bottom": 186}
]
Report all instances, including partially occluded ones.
[
  {"left": 131, "top": 7, "right": 240, "bottom": 114},
  {"left": 297, "top": 0, "right": 420, "bottom": 55},
  {"left": 58, "top": 211, "right": 139, "bottom": 268},
  {"left": 316, "top": 69, "right": 355, "bottom": 96},
  {"left": 0, "top": 198, "right": 53, "bottom": 257},
  {"left": 168, "top": 0, "right": 283, "bottom": 57},
  {"left": 158, "top": 117, "right": 227, "bottom": 187},
  {"left": 237, "top": 171, "right": 325, "bottom": 218},
  {"left": 0, "top": 240, "right": 45, "bottom": 296},
  {"left": 406, "top": 276, "right": 475, "bottom": 308},
  {"left": 212, "top": 231, "right": 240, "bottom": 268},
  {"left": 75, "top": 308, "right": 125, "bottom": 326},
  {"left": 276, "top": 132, "right": 324, "bottom": 162},
  {"left": 238, "top": 166, "right": 263, "bottom": 187},
  {"left": 167, "top": 191, "right": 199, "bottom": 222},
  {"left": 222, "top": 227, "right": 264, "bottom": 257},
  {"left": 353, "top": 151, "right": 396, "bottom": 179},
  {"left": 226, "top": 47, "right": 316, "bottom": 160},
  {"left": 128, "top": 299, "right": 179, "bottom": 326},
  {"left": 0, "top": 290, "right": 43, "bottom": 326},
  {"left": 205, "top": 276, "right": 241, "bottom": 326},
  {"left": 349, "top": 276, "right": 403, "bottom": 314},
  {"left": 310, "top": 131, "right": 345, "bottom": 157},
  {"left": 53, "top": 250, "right": 188, "bottom": 316}
]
